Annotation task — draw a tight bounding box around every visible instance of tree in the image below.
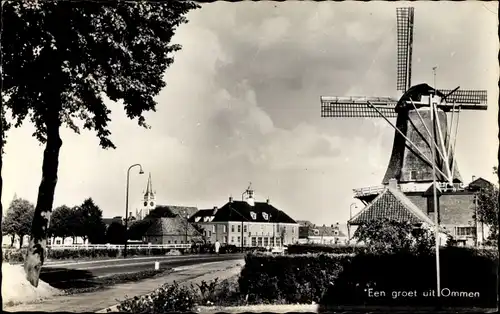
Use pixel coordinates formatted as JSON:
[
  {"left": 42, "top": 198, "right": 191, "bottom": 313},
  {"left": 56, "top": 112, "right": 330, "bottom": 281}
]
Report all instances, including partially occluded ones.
[
  {"left": 2, "top": 1, "right": 199, "bottom": 286},
  {"left": 48, "top": 205, "right": 74, "bottom": 243},
  {"left": 78, "top": 198, "right": 107, "bottom": 244},
  {"left": 475, "top": 172, "right": 499, "bottom": 240},
  {"left": 354, "top": 218, "right": 435, "bottom": 255},
  {"left": 191, "top": 223, "right": 207, "bottom": 244},
  {"left": 2, "top": 198, "right": 35, "bottom": 248},
  {"left": 106, "top": 221, "right": 126, "bottom": 244},
  {"left": 127, "top": 219, "right": 153, "bottom": 241}
]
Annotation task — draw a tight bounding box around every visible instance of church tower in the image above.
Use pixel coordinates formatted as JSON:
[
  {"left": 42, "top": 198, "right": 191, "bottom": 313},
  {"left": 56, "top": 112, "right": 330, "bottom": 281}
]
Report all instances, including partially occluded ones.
[{"left": 142, "top": 173, "right": 156, "bottom": 216}]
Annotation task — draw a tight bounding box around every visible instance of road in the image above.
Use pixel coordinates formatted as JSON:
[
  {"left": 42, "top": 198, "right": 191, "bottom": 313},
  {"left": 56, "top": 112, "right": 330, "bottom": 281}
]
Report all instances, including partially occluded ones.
[{"left": 39, "top": 253, "right": 244, "bottom": 290}]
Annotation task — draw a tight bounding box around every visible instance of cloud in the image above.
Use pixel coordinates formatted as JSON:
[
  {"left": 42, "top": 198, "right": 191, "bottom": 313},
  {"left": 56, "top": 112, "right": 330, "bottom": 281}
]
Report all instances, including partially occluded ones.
[{"left": 2, "top": 1, "right": 497, "bottom": 226}]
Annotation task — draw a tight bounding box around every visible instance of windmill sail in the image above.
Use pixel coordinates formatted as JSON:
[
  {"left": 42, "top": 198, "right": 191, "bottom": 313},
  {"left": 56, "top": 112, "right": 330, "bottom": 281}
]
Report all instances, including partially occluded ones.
[
  {"left": 396, "top": 7, "right": 414, "bottom": 92},
  {"left": 321, "top": 96, "right": 398, "bottom": 118}
]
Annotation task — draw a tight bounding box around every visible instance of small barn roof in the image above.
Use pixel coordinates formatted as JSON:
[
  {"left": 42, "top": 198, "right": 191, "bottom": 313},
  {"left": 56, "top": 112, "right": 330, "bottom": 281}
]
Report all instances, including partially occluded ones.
[{"left": 349, "top": 186, "right": 437, "bottom": 227}]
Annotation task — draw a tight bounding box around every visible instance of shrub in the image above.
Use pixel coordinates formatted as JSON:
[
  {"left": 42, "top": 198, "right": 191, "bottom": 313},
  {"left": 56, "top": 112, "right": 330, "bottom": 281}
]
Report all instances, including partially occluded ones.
[
  {"left": 354, "top": 219, "right": 435, "bottom": 255},
  {"left": 286, "top": 244, "right": 362, "bottom": 255},
  {"left": 117, "top": 281, "right": 199, "bottom": 313}
]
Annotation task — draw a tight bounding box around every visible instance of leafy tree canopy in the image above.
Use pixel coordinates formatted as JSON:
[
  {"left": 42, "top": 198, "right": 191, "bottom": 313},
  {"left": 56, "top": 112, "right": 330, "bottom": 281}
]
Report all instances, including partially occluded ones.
[
  {"left": 354, "top": 218, "right": 435, "bottom": 255},
  {"left": 3, "top": 197, "right": 35, "bottom": 235},
  {"left": 2, "top": 0, "right": 200, "bottom": 148},
  {"left": 475, "top": 167, "right": 499, "bottom": 239},
  {"left": 78, "top": 198, "right": 107, "bottom": 243},
  {"left": 1, "top": 0, "right": 199, "bottom": 286},
  {"left": 106, "top": 221, "right": 126, "bottom": 245},
  {"left": 2, "top": 197, "right": 35, "bottom": 246}
]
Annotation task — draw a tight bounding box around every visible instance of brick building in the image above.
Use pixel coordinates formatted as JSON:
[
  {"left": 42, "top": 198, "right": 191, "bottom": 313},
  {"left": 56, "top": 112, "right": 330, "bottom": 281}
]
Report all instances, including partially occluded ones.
[
  {"left": 297, "top": 221, "right": 348, "bottom": 244},
  {"left": 188, "top": 186, "right": 299, "bottom": 248},
  {"left": 349, "top": 177, "right": 493, "bottom": 246},
  {"left": 143, "top": 216, "right": 202, "bottom": 245}
]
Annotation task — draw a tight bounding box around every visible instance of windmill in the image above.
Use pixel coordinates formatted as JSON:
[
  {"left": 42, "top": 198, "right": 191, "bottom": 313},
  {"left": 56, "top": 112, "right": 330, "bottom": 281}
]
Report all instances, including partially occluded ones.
[{"left": 321, "top": 7, "right": 488, "bottom": 199}]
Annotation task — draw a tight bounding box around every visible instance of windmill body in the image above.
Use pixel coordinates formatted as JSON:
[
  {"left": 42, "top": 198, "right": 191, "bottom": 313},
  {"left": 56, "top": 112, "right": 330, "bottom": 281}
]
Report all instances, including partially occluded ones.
[
  {"left": 321, "top": 7, "right": 489, "bottom": 247},
  {"left": 320, "top": 7, "right": 487, "bottom": 196}
]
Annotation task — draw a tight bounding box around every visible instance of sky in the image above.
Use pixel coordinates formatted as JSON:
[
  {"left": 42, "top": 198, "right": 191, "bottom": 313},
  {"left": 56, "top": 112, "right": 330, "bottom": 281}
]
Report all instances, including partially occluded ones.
[{"left": 2, "top": 1, "right": 498, "bottom": 226}]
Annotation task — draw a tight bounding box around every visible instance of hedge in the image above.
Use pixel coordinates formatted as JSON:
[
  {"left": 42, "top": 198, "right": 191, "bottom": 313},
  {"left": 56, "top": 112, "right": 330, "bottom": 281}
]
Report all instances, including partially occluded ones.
[
  {"left": 239, "top": 247, "right": 498, "bottom": 308},
  {"left": 2, "top": 247, "right": 182, "bottom": 263},
  {"left": 238, "top": 253, "right": 352, "bottom": 304},
  {"left": 286, "top": 244, "right": 364, "bottom": 255}
]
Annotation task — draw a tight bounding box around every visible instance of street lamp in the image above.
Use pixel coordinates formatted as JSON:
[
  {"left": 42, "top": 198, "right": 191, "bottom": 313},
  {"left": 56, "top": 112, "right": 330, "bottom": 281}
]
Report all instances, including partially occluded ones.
[
  {"left": 124, "top": 163, "right": 144, "bottom": 258},
  {"left": 349, "top": 203, "right": 358, "bottom": 220},
  {"left": 348, "top": 203, "right": 358, "bottom": 241}
]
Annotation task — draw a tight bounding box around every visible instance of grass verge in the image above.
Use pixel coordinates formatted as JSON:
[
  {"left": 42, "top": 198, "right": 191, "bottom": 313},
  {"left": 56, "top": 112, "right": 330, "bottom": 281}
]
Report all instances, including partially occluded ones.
[{"left": 63, "top": 268, "right": 173, "bottom": 295}]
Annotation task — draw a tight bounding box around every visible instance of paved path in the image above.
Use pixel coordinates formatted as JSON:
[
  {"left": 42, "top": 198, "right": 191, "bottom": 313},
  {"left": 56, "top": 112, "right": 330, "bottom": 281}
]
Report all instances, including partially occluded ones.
[
  {"left": 4, "top": 259, "right": 244, "bottom": 313},
  {"left": 197, "top": 304, "right": 497, "bottom": 313},
  {"left": 39, "top": 254, "right": 243, "bottom": 289}
]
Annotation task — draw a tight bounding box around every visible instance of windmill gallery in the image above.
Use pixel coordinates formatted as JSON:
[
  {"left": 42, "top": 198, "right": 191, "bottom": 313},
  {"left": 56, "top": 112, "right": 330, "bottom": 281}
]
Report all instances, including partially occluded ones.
[{"left": 320, "top": 7, "right": 491, "bottom": 246}]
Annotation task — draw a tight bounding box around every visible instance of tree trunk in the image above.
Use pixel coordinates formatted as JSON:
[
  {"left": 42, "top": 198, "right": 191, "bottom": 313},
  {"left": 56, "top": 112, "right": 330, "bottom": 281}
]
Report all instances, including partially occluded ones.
[
  {"left": 19, "top": 234, "right": 24, "bottom": 248},
  {"left": 11, "top": 235, "right": 15, "bottom": 247},
  {"left": 24, "top": 114, "right": 62, "bottom": 287}
]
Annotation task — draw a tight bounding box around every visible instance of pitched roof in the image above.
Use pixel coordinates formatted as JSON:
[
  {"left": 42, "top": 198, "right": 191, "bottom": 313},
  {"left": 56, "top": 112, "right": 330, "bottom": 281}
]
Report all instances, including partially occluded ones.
[
  {"left": 146, "top": 205, "right": 198, "bottom": 219},
  {"left": 144, "top": 217, "right": 202, "bottom": 237},
  {"left": 103, "top": 217, "right": 123, "bottom": 226},
  {"left": 188, "top": 200, "right": 297, "bottom": 224},
  {"left": 468, "top": 177, "right": 494, "bottom": 191},
  {"left": 297, "top": 220, "right": 314, "bottom": 227},
  {"left": 307, "top": 225, "right": 347, "bottom": 238},
  {"left": 349, "top": 187, "right": 436, "bottom": 226}
]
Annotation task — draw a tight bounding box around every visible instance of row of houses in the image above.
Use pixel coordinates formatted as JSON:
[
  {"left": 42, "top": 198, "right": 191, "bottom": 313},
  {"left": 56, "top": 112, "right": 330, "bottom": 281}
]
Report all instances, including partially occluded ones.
[{"left": 5, "top": 174, "right": 493, "bottom": 249}]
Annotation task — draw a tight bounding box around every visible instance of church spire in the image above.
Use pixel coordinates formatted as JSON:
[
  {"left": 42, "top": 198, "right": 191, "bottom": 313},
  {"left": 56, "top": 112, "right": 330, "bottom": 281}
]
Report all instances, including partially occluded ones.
[{"left": 144, "top": 172, "right": 155, "bottom": 200}]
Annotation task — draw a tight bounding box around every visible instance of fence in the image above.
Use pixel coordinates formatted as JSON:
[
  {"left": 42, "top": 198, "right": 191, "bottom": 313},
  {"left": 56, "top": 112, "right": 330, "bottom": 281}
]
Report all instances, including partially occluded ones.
[{"left": 47, "top": 243, "right": 192, "bottom": 250}]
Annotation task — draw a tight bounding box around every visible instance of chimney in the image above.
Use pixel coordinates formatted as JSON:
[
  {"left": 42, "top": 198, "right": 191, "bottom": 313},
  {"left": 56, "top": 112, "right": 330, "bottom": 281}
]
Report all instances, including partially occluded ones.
[
  {"left": 266, "top": 198, "right": 270, "bottom": 204},
  {"left": 388, "top": 178, "right": 398, "bottom": 189},
  {"left": 213, "top": 206, "right": 218, "bottom": 215},
  {"left": 229, "top": 196, "right": 233, "bottom": 203},
  {"left": 472, "top": 175, "right": 476, "bottom": 182}
]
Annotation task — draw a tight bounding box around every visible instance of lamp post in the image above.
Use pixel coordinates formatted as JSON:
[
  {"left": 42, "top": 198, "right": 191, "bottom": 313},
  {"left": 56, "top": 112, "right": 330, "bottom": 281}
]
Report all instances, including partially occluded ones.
[
  {"left": 124, "top": 163, "right": 144, "bottom": 258},
  {"left": 349, "top": 203, "right": 357, "bottom": 220}
]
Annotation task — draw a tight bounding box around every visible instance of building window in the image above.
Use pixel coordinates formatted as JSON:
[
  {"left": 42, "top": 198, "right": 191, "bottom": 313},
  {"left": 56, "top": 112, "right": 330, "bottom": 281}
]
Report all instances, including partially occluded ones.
[
  {"left": 223, "top": 236, "right": 227, "bottom": 243},
  {"left": 223, "top": 225, "right": 226, "bottom": 233},
  {"left": 257, "top": 237, "right": 263, "bottom": 246},
  {"left": 456, "top": 227, "right": 475, "bottom": 236},
  {"left": 243, "top": 225, "right": 247, "bottom": 232},
  {"left": 292, "top": 227, "right": 295, "bottom": 234},
  {"left": 427, "top": 197, "right": 440, "bottom": 222},
  {"left": 209, "top": 231, "right": 212, "bottom": 237},
  {"left": 243, "top": 237, "right": 247, "bottom": 246},
  {"left": 237, "top": 225, "right": 241, "bottom": 233},
  {"left": 56, "top": 239, "right": 61, "bottom": 245},
  {"left": 230, "top": 236, "right": 234, "bottom": 243},
  {"left": 409, "top": 170, "right": 417, "bottom": 180},
  {"left": 231, "top": 225, "right": 235, "bottom": 232},
  {"left": 212, "top": 225, "right": 216, "bottom": 232},
  {"left": 251, "top": 237, "right": 257, "bottom": 246},
  {"left": 174, "top": 240, "right": 177, "bottom": 244},
  {"left": 264, "top": 237, "right": 269, "bottom": 247},
  {"left": 168, "top": 240, "right": 171, "bottom": 244},
  {"left": 237, "top": 236, "right": 241, "bottom": 244}
]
